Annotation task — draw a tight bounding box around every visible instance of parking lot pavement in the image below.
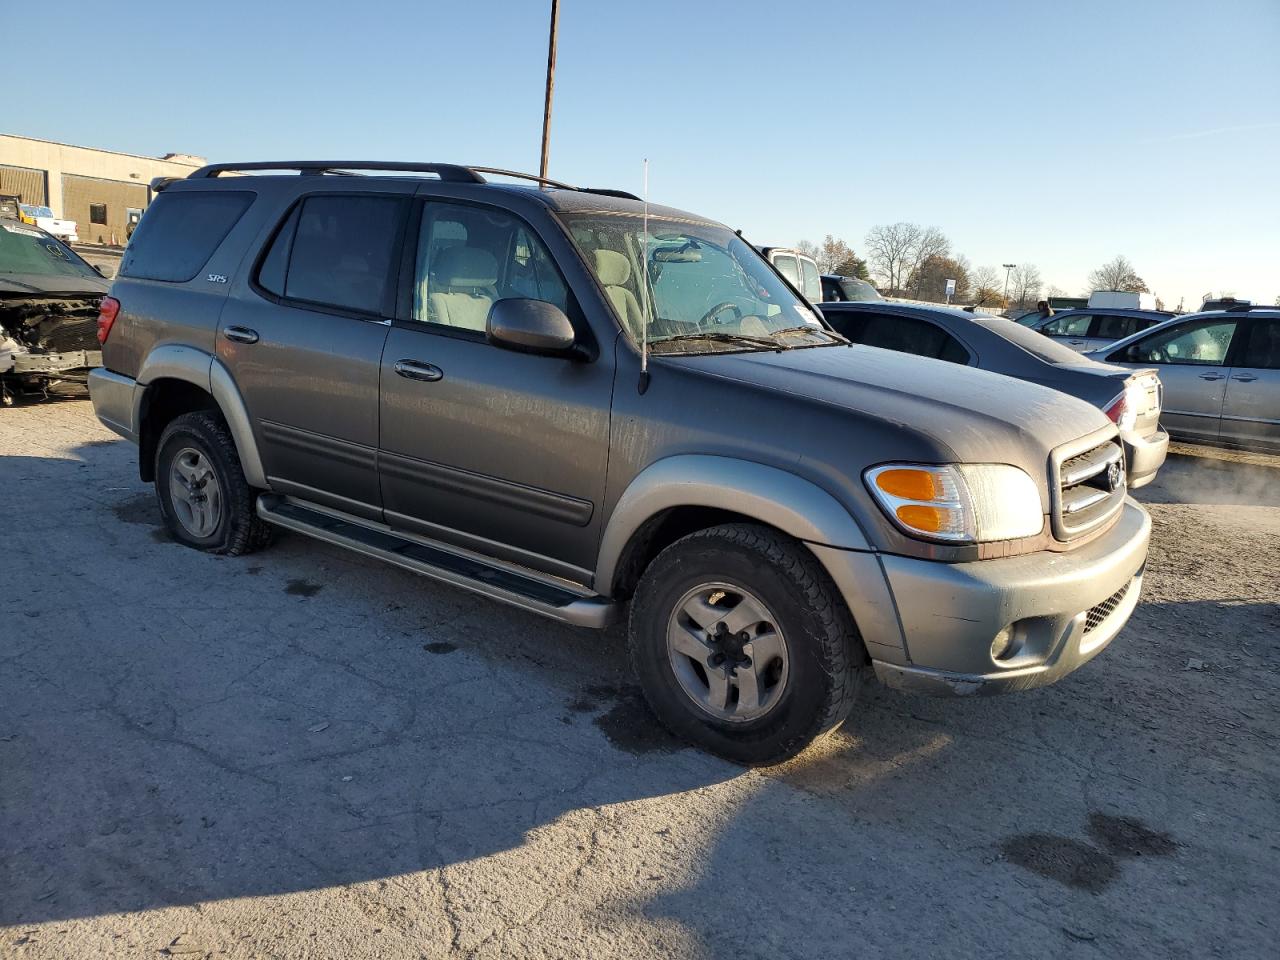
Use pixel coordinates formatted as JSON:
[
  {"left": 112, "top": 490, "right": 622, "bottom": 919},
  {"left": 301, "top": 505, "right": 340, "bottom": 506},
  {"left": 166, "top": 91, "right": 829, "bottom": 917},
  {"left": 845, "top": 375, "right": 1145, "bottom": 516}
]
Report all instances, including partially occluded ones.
[{"left": 2, "top": 402, "right": 1277, "bottom": 960}]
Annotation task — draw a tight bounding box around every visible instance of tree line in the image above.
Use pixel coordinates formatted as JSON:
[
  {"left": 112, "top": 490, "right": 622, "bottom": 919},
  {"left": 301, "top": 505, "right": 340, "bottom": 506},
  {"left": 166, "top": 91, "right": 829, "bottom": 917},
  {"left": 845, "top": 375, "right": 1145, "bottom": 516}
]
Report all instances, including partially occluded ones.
[{"left": 792, "top": 223, "right": 1151, "bottom": 311}]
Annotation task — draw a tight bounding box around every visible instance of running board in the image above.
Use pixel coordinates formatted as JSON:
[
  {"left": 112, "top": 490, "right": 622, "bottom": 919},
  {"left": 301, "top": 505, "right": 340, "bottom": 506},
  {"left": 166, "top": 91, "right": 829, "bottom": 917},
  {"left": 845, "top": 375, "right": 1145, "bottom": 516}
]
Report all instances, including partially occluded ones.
[{"left": 256, "top": 495, "right": 618, "bottom": 628}]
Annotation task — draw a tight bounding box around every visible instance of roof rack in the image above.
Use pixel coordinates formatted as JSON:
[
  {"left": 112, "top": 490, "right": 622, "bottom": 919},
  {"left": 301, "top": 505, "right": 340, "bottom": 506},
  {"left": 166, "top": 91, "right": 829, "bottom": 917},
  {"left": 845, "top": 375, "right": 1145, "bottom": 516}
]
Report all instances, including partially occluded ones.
[
  {"left": 174, "top": 161, "right": 642, "bottom": 201},
  {"left": 188, "top": 161, "right": 486, "bottom": 182}
]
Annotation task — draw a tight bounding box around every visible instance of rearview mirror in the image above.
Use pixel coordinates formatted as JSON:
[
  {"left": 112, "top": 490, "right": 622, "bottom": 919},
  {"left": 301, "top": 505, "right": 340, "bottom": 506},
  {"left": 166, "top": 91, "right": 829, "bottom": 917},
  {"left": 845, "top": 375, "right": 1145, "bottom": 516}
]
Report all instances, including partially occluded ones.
[{"left": 487, "top": 298, "right": 576, "bottom": 356}]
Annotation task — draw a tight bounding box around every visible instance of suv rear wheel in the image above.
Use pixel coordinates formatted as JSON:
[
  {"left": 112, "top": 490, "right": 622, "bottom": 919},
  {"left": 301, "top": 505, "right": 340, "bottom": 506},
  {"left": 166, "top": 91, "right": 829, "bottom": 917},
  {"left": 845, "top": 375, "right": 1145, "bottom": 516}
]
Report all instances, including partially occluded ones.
[
  {"left": 628, "top": 523, "right": 862, "bottom": 765},
  {"left": 154, "top": 411, "right": 274, "bottom": 556}
]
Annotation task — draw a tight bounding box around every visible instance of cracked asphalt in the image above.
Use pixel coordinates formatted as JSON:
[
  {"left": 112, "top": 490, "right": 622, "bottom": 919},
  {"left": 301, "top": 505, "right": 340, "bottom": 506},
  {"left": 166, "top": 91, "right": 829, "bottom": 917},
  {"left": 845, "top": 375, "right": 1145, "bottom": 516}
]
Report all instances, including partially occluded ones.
[{"left": 2, "top": 402, "right": 1278, "bottom": 959}]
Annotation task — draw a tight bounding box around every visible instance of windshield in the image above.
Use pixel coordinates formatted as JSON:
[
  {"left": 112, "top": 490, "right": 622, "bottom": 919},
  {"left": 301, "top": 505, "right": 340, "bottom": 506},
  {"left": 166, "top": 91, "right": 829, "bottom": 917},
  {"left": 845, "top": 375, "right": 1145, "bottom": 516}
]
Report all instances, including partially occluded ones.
[
  {"left": 0, "top": 222, "right": 99, "bottom": 280},
  {"left": 974, "top": 315, "right": 1095, "bottom": 364},
  {"left": 565, "top": 213, "right": 838, "bottom": 354},
  {"left": 21, "top": 205, "right": 56, "bottom": 218}
]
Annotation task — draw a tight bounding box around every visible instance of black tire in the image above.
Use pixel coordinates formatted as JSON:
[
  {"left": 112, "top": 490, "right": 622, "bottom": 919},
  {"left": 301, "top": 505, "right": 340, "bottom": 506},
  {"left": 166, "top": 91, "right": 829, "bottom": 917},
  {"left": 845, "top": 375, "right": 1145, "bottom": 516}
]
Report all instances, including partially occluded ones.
[
  {"left": 154, "top": 411, "right": 275, "bottom": 556},
  {"left": 628, "top": 523, "right": 863, "bottom": 765}
]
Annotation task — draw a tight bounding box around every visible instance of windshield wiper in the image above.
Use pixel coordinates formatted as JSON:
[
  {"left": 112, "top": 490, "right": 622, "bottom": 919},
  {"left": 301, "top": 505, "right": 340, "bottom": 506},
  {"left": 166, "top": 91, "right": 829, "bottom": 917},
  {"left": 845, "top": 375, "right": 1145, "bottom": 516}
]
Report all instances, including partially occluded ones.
[
  {"left": 649, "top": 331, "right": 782, "bottom": 351},
  {"left": 769, "top": 325, "right": 848, "bottom": 344}
]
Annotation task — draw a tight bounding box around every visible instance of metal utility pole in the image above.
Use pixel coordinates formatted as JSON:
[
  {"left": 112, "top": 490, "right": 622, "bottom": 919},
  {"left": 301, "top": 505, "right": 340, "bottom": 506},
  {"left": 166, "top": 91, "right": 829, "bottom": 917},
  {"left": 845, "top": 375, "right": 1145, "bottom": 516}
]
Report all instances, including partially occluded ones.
[
  {"left": 539, "top": 0, "right": 560, "bottom": 181},
  {"left": 1002, "top": 263, "right": 1016, "bottom": 304}
]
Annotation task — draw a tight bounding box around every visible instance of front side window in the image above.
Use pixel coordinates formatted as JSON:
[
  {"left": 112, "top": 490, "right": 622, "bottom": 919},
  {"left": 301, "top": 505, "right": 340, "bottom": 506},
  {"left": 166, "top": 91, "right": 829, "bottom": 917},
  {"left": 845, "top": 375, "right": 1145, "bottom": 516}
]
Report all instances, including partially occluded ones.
[
  {"left": 1042, "top": 313, "right": 1091, "bottom": 337},
  {"left": 1124, "top": 319, "right": 1238, "bottom": 366},
  {"left": 411, "top": 202, "right": 569, "bottom": 332},
  {"left": 566, "top": 213, "right": 838, "bottom": 354},
  {"left": 258, "top": 194, "right": 404, "bottom": 315},
  {"left": 120, "top": 190, "right": 254, "bottom": 283},
  {"left": 1239, "top": 318, "right": 1280, "bottom": 370}
]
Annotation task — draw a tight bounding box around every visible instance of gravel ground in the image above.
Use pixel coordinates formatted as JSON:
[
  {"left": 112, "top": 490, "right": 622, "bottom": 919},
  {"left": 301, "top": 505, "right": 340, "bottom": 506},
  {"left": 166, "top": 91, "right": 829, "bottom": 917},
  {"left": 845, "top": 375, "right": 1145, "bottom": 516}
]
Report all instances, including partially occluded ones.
[{"left": 2, "top": 401, "right": 1277, "bottom": 959}]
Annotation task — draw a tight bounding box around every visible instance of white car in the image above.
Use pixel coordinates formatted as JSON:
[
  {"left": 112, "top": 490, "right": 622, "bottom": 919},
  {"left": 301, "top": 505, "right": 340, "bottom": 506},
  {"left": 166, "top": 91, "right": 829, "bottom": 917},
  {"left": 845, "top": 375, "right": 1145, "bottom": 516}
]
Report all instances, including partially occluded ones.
[{"left": 20, "top": 205, "right": 78, "bottom": 244}]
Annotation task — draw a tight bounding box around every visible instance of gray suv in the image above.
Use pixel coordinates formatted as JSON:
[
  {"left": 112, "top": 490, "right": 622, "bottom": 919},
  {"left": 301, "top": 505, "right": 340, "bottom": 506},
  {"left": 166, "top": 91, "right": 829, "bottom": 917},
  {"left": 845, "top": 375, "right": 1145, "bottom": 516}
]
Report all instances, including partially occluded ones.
[{"left": 89, "top": 161, "right": 1150, "bottom": 764}]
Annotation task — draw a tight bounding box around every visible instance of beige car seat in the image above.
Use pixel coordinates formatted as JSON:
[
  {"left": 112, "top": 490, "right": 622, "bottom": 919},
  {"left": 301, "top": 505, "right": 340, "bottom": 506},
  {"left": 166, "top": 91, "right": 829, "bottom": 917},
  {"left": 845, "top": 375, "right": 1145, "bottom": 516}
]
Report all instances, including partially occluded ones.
[
  {"left": 427, "top": 247, "right": 500, "bottom": 331},
  {"left": 594, "top": 249, "right": 644, "bottom": 333}
]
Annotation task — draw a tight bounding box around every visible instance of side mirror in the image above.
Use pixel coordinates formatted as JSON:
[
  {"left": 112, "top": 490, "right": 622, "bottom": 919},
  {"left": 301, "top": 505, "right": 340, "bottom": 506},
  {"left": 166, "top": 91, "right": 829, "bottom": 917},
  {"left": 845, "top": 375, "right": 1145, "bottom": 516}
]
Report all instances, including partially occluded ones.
[
  {"left": 95, "top": 263, "right": 115, "bottom": 279},
  {"left": 487, "top": 298, "right": 576, "bottom": 356}
]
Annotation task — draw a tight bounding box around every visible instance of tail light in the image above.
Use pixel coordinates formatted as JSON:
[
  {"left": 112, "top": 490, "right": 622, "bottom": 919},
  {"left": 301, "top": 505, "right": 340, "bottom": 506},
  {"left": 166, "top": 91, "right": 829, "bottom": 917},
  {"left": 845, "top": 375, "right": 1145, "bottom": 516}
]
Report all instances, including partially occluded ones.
[
  {"left": 96, "top": 296, "right": 120, "bottom": 344},
  {"left": 1104, "top": 379, "right": 1143, "bottom": 432}
]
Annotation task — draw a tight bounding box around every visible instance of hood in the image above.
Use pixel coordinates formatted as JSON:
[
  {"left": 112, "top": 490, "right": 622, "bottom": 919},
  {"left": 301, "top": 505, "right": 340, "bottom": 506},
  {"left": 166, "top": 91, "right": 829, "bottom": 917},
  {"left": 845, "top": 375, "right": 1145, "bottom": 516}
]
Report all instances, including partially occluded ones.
[
  {"left": 664, "top": 343, "right": 1113, "bottom": 466},
  {"left": 0, "top": 273, "right": 109, "bottom": 297}
]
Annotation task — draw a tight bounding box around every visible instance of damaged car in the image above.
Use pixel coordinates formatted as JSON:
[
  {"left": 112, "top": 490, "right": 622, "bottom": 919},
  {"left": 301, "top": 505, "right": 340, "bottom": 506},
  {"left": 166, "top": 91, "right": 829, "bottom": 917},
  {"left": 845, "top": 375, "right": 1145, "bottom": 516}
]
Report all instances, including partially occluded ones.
[{"left": 0, "top": 218, "right": 107, "bottom": 404}]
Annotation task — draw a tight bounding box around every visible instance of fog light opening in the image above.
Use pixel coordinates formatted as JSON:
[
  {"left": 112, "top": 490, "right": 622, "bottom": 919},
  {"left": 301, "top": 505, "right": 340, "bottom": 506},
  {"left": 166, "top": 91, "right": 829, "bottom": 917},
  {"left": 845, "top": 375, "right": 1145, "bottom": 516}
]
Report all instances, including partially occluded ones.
[{"left": 990, "top": 625, "right": 1020, "bottom": 662}]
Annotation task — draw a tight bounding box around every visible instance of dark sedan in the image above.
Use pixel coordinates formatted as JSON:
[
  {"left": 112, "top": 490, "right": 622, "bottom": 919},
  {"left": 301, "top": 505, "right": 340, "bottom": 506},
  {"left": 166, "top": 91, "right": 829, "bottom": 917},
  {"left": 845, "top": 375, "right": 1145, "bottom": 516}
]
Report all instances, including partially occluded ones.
[{"left": 819, "top": 301, "right": 1169, "bottom": 487}]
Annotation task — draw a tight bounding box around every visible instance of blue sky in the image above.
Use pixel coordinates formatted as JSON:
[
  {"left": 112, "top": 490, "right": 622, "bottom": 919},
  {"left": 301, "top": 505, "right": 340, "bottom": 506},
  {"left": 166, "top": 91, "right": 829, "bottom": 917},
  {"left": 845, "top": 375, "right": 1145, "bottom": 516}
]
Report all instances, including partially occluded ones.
[{"left": 7, "top": 0, "right": 1278, "bottom": 306}]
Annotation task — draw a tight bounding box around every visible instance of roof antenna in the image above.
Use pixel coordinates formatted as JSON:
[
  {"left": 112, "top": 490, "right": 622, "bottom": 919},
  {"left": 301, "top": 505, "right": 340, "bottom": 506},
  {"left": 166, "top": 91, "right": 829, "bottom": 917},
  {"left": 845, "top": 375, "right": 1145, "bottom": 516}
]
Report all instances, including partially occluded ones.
[{"left": 638, "top": 158, "right": 652, "bottom": 395}]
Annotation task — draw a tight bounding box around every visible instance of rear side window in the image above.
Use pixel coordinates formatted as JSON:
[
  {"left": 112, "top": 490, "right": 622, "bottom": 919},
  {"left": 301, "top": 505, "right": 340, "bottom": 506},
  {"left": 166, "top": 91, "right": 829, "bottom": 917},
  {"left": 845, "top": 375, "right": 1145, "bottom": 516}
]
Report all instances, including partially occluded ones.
[
  {"left": 120, "top": 191, "right": 254, "bottom": 282},
  {"left": 798, "top": 258, "right": 822, "bottom": 302},
  {"left": 1238, "top": 318, "right": 1280, "bottom": 370},
  {"left": 829, "top": 311, "right": 969, "bottom": 364},
  {"left": 773, "top": 255, "right": 799, "bottom": 287},
  {"left": 1093, "top": 314, "right": 1148, "bottom": 340},
  {"left": 256, "top": 195, "right": 404, "bottom": 315}
]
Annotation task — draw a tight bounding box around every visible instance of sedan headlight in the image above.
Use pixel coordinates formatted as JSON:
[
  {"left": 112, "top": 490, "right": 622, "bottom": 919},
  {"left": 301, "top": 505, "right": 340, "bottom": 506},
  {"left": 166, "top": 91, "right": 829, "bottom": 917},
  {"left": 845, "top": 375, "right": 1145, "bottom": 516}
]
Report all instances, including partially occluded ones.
[{"left": 865, "top": 463, "right": 1044, "bottom": 544}]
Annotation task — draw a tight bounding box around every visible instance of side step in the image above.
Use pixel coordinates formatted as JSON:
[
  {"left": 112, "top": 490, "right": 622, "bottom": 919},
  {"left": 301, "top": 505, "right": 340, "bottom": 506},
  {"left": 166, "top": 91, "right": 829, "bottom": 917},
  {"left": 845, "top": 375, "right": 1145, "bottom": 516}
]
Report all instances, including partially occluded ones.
[{"left": 256, "top": 495, "right": 618, "bottom": 628}]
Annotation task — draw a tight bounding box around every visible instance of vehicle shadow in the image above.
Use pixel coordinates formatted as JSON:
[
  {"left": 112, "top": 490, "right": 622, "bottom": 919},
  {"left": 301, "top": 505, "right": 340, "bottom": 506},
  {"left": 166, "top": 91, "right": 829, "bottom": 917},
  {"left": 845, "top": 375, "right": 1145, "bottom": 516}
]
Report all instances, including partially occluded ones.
[{"left": 0, "top": 442, "right": 959, "bottom": 930}]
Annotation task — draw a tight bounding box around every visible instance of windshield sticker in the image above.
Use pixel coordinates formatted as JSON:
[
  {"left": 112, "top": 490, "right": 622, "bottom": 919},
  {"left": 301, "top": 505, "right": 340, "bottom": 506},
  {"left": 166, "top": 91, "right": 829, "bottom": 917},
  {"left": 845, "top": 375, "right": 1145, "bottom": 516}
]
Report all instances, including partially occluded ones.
[
  {"left": 42, "top": 242, "right": 70, "bottom": 260},
  {"left": 3, "top": 223, "right": 44, "bottom": 239}
]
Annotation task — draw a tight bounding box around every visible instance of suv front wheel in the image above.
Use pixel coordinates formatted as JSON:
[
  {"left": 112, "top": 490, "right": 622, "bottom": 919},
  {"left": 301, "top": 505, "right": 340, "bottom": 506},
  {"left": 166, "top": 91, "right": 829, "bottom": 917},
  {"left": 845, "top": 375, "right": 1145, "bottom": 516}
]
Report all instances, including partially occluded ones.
[
  {"left": 628, "top": 524, "right": 862, "bottom": 765},
  {"left": 155, "top": 411, "right": 274, "bottom": 556}
]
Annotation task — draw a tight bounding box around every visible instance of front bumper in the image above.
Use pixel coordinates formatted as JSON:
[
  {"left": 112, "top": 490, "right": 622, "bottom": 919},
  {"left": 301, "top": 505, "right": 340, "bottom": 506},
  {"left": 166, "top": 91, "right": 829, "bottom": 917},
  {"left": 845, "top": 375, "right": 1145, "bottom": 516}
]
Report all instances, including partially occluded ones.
[
  {"left": 1122, "top": 427, "right": 1168, "bottom": 489},
  {"left": 88, "top": 367, "right": 139, "bottom": 442},
  {"left": 869, "top": 498, "right": 1151, "bottom": 696}
]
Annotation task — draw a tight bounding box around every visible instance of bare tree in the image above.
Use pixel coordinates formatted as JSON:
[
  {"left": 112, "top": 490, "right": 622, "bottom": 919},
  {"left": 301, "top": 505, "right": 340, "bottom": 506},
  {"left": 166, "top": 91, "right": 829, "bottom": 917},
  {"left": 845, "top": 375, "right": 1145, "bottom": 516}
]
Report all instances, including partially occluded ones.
[
  {"left": 864, "top": 222, "right": 921, "bottom": 294},
  {"left": 1008, "top": 263, "right": 1044, "bottom": 309},
  {"left": 795, "top": 239, "right": 821, "bottom": 264},
  {"left": 907, "top": 227, "right": 950, "bottom": 297},
  {"left": 908, "top": 254, "right": 971, "bottom": 302},
  {"left": 969, "top": 265, "right": 1005, "bottom": 307},
  {"left": 1087, "top": 255, "right": 1149, "bottom": 293}
]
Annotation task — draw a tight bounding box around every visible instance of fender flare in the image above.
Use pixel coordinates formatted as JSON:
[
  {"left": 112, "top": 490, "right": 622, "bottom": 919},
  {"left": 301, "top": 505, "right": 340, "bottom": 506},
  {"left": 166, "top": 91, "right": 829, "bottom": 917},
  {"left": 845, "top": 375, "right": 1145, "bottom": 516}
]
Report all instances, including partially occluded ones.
[
  {"left": 595, "top": 454, "right": 872, "bottom": 591},
  {"left": 134, "top": 345, "right": 267, "bottom": 488}
]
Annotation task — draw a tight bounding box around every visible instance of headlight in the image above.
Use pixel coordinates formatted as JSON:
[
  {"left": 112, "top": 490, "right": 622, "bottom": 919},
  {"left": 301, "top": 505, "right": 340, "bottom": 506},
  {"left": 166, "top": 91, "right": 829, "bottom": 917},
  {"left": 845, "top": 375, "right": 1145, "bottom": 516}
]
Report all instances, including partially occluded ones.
[{"left": 865, "top": 463, "right": 1044, "bottom": 544}]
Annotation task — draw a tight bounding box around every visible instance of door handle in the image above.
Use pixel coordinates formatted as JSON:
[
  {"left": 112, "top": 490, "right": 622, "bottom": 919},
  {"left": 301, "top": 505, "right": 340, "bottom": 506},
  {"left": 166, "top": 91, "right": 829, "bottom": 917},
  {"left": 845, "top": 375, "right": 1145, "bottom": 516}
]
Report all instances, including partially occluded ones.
[
  {"left": 223, "top": 326, "right": 259, "bottom": 344},
  {"left": 1068, "top": 339, "right": 1086, "bottom": 345},
  {"left": 394, "top": 359, "right": 443, "bottom": 382},
  {"left": 1231, "top": 374, "right": 1258, "bottom": 382},
  {"left": 1198, "top": 372, "right": 1225, "bottom": 381}
]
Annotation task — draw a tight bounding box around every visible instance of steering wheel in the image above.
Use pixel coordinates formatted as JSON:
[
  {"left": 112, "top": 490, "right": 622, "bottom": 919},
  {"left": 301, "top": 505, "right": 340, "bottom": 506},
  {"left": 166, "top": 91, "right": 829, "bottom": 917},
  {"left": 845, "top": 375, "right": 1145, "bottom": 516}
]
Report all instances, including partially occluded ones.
[{"left": 699, "top": 300, "right": 744, "bottom": 326}]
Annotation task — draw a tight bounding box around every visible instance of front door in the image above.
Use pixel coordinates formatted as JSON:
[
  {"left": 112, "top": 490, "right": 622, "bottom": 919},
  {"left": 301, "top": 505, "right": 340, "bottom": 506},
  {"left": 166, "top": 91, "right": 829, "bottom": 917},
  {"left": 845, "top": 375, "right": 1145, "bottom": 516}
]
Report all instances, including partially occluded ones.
[
  {"left": 218, "top": 190, "right": 408, "bottom": 519},
  {"left": 377, "top": 199, "right": 613, "bottom": 582},
  {"left": 1108, "top": 316, "right": 1241, "bottom": 443},
  {"left": 1220, "top": 317, "right": 1280, "bottom": 450},
  {"left": 1040, "top": 313, "right": 1094, "bottom": 352}
]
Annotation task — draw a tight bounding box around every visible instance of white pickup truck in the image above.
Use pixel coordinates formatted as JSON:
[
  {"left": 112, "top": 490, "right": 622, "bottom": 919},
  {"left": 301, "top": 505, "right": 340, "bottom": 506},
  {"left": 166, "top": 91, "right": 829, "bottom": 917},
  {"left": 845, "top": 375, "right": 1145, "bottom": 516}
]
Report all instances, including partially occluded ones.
[{"left": 20, "top": 204, "right": 79, "bottom": 244}]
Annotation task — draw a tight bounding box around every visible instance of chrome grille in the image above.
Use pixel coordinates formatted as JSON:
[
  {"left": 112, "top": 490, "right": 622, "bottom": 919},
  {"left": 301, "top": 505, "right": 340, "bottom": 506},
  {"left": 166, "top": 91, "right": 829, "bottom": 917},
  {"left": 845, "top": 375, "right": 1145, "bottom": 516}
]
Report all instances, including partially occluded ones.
[
  {"left": 1084, "top": 581, "right": 1130, "bottom": 633},
  {"left": 1053, "top": 439, "right": 1126, "bottom": 539}
]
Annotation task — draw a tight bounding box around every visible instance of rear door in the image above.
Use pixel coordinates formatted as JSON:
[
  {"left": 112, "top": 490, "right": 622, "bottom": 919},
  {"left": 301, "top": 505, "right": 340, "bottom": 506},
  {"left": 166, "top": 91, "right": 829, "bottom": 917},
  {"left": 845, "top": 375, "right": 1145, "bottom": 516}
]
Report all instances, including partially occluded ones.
[
  {"left": 377, "top": 197, "right": 613, "bottom": 582},
  {"left": 1219, "top": 316, "right": 1280, "bottom": 450},
  {"left": 1105, "top": 316, "right": 1242, "bottom": 443},
  {"left": 217, "top": 189, "right": 408, "bottom": 519}
]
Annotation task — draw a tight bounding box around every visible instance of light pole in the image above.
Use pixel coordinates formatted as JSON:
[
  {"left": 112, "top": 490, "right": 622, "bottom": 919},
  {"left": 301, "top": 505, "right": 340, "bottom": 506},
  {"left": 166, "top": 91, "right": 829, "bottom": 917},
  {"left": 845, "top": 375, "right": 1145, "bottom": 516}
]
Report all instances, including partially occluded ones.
[
  {"left": 539, "top": 0, "right": 560, "bottom": 181},
  {"left": 1002, "top": 263, "right": 1016, "bottom": 305}
]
